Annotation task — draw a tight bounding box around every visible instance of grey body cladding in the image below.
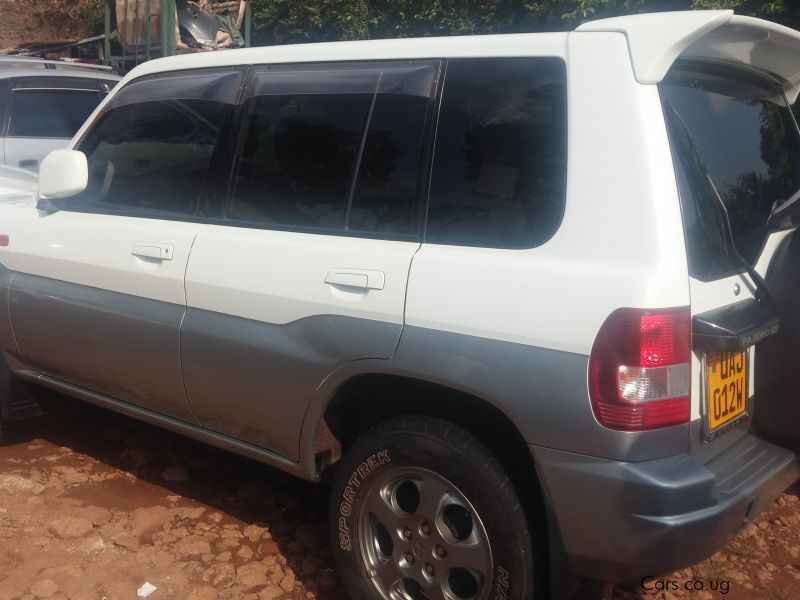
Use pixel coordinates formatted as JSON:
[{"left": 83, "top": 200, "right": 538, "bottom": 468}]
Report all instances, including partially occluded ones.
[
  {"left": 9, "top": 272, "right": 195, "bottom": 423},
  {"left": 180, "top": 308, "right": 402, "bottom": 461},
  {"left": 384, "top": 327, "right": 688, "bottom": 462},
  {"left": 0, "top": 264, "right": 14, "bottom": 358},
  {"left": 5, "top": 271, "right": 403, "bottom": 461},
  {"left": 532, "top": 433, "right": 799, "bottom": 582},
  {"left": 6, "top": 269, "right": 687, "bottom": 472}
]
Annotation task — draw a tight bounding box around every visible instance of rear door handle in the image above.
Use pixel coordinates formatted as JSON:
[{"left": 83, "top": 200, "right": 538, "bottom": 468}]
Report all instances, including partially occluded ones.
[
  {"left": 325, "top": 269, "right": 385, "bottom": 290},
  {"left": 132, "top": 242, "right": 174, "bottom": 261},
  {"left": 18, "top": 159, "right": 38, "bottom": 170}
]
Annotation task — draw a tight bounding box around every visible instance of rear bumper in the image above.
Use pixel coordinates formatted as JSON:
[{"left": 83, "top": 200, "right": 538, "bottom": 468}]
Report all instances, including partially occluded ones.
[{"left": 532, "top": 434, "right": 799, "bottom": 584}]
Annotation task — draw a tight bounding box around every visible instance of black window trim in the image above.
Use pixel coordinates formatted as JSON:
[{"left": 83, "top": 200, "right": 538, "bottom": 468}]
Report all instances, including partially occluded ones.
[
  {"left": 70, "top": 65, "right": 248, "bottom": 151},
  {"left": 9, "top": 76, "right": 109, "bottom": 91},
  {"left": 0, "top": 79, "right": 10, "bottom": 137}
]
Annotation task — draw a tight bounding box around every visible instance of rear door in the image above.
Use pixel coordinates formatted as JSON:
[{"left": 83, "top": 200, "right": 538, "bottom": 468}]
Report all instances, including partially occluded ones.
[
  {"left": 659, "top": 62, "right": 800, "bottom": 450},
  {"left": 3, "top": 77, "right": 107, "bottom": 170},
  {"left": 8, "top": 68, "right": 242, "bottom": 422},
  {"left": 182, "top": 61, "right": 439, "bottom": 460}
]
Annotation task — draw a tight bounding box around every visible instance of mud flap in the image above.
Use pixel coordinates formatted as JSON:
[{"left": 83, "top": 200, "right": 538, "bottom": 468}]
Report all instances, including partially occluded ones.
[{"left": 755, "top": 230, "right": 800, "bottom": 452}]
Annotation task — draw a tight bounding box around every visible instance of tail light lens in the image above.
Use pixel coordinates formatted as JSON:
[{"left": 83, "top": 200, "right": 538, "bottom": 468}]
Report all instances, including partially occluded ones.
[{"left": 589, "top": 307, "right": 691, "bottom": 431}]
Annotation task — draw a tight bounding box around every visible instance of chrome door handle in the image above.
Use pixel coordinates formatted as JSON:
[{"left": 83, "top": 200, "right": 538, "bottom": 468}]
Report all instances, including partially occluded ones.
[
  {"left": 325, "top": 269, "right": 385, "bottom": 290},
  {"left": 132, "top": 243, "right": 174, "bottom": 261}
]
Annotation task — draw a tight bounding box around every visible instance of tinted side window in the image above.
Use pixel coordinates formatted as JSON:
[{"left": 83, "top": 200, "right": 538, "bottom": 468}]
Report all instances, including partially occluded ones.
[
  {"left": 71, "top": 69, "right": 240, "bottom": 218},
  {"left": 8, "top": 89, "right": 102, "bottom": 138},
  {"left": 348, "top": 92, "right": 430, "bottom": 235},
  {"left": 230, "top": 92, "right": 373, "bottom": 230},
  {"left": 228, "top": 64, "right": 436, "bottom": 236},
  {"left": 426, "top": 58, "right": 567, "bottom": 249}
]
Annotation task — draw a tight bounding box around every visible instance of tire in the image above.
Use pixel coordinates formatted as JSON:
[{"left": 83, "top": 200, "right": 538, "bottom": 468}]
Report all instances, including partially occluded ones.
[{"left": 329, "top": 415, "right": 535, "bottom": 600}]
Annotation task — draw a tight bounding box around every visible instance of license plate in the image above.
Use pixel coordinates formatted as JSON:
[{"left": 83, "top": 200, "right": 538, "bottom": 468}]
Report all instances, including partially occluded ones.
[{"left": 706, "top": 351, "right": 748, "bottom": 431}]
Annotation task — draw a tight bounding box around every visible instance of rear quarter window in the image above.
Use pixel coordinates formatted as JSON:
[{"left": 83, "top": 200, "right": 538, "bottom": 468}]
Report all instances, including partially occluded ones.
[{"left": 426, "top": 58, "right": 567, "bottom": 249}]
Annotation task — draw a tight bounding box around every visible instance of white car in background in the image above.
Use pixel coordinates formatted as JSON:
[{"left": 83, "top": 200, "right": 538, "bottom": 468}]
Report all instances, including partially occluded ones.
[
  {"left": 0, "top": 57, "right": 119, "bottom": 171},
  {"left": 0, "top": 164, "right": 36, "bottom": 205}
]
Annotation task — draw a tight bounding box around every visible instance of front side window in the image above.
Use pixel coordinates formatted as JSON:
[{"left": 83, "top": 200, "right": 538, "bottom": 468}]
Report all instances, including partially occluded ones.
[
  {"left": 426, "top": 58, "right": 567, "bottom": 249},
  {"left": 8, "top": 89, "right": 102, "bottom": 138},
  {"left": 227, "top": 63, "right": 437, "bottom": 236},
  {"left": 661, "top": 63, "right": 800, "bottom": 278},
  {"left": 70, "top": 69, "right": 241, "bottom": 218}
]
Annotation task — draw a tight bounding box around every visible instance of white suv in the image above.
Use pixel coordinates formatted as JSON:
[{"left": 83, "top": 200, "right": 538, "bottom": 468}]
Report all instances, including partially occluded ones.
[
  {"left": 2, "top": 10, "right": 800, "bottom": 599},
  {"left": 0, "top": 57, "right": 119, "bottom": 171}
]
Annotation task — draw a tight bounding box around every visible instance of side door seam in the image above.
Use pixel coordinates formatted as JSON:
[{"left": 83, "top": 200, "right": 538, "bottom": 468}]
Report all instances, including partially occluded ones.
[
  {"left": 6, "top": 271, "right": 25, "bottom": 359},
  {"left": 395, "top": 58, "right": 448, "bottom": 356},
  {"left": 178, "top": 228, "right": 205, "bottom": 426}
]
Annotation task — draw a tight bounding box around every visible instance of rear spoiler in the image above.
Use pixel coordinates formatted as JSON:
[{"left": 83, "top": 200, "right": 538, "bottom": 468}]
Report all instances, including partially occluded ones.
[{"left": 577, "top": 10, "right": 800, "bottom": 102}]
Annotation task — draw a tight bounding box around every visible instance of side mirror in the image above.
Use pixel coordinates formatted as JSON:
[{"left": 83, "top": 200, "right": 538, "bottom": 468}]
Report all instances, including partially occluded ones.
[{"left": 38, "top": 150, "right": 88, "bottom": 201}]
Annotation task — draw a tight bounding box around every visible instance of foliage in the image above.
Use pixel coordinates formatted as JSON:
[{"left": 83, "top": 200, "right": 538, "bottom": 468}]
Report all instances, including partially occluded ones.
[
  {"left": 17, "top": 0, "right": 800, "bottom": 48},
  {"left": 248, "top": 0, "right": 800, "bottom": 46}
]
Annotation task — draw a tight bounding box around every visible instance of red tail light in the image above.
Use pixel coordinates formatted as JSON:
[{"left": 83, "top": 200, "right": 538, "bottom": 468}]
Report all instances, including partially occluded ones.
[
  {"left": 0, "top": 235, "right": 8, "bottom": 247},
  {"left": 589, "top": 307, "right": 691, "bottom": 431}
]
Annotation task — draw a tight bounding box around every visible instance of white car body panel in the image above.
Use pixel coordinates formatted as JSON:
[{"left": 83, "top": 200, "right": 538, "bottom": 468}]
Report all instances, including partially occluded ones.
[
  {"left": 185, "top": 227, "right": 420, "bottom": 325},
  {"left": 0, "top": 165, "right": 37, "bottom": 205},
  {"left": 407, "top": 32, "right": 690, "bottom": 356},
  {"left": 4, "top": 136, "right": 70, "bottom": 171},
  {"left": 10, "top": 210, "right": 200, "bottom": 306},
  {"left": 578, "top": 11, "right": 800, "bottom": 100}
]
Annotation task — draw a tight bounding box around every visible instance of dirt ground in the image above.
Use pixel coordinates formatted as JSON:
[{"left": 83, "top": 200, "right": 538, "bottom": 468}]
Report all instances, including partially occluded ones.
[
  {"left": 0, "top": 400, "right": 798, "bottom": 600},
  {"left": 0, "top": 1, "right": 99, "bottom": 50}
]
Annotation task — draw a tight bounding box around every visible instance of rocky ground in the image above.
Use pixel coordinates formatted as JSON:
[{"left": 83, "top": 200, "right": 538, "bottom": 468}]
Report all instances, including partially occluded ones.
[{"left": 0, "top": 400, "right": 798, "bottom": 600}]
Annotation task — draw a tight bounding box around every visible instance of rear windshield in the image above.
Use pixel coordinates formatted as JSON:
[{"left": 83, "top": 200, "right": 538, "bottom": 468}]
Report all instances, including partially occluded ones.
[{"left": 660, "top": 63, "right": 800, "bottom": 279}]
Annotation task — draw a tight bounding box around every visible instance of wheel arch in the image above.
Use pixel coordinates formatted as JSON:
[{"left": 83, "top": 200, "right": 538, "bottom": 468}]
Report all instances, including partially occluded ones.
[
  {"left": 308, "top": 367, "right": 563, "bottom": 597},
  {"left": 302, "top": 364, "right": 534, "bottom": 478}
]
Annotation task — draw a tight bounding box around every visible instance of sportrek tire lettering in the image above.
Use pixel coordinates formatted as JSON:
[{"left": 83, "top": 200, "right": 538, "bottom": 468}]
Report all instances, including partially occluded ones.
[
  {"left": 338, "top": 449, "right": 391, "bottom": 551},
  {"left": 494, "top": 565, "right": 510, "bottom": 599}
]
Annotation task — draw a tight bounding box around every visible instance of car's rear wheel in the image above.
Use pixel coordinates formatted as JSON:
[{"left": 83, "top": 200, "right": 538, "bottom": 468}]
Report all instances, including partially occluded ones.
[{"left": 329, "top": 415, "right": 535, "bottom": 600}]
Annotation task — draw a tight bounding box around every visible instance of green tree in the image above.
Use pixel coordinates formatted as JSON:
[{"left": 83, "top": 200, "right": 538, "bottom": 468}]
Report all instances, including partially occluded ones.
[{"left": 248, "top": 0, "right": 799, "bottom": 46}]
